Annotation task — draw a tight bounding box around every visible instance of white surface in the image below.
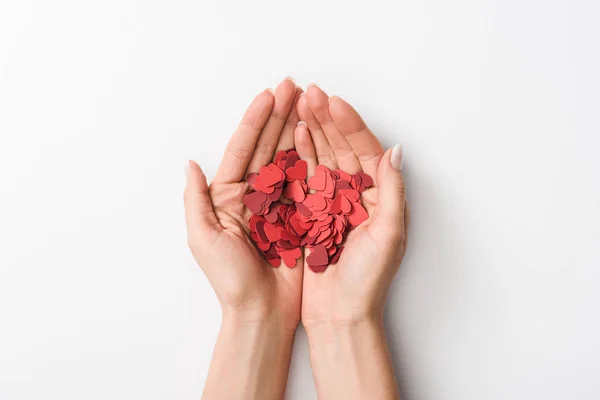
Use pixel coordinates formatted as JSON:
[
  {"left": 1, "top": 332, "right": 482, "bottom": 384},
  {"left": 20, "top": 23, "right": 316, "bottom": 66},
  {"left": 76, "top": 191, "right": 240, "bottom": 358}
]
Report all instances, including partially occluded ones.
[{"left": 1, "top": 0, "right": 599, "bottom": 399}]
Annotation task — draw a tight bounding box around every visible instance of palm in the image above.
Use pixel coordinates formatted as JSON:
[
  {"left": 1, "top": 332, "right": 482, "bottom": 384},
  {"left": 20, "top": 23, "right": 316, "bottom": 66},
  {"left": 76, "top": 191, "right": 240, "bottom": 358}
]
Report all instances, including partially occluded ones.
[
  {"left": 300, "top": 182, "right": 388, "bottom": 324},
  {"left": 209, "top": 180, "right": 302, "bottom": 327}
]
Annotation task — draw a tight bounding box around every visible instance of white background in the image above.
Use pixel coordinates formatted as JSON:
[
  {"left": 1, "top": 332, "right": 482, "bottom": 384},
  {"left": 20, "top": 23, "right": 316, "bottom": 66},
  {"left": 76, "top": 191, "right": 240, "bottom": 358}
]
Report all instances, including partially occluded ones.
[{"left": 1, "top": 0, "right": 599, "bottom": 399}]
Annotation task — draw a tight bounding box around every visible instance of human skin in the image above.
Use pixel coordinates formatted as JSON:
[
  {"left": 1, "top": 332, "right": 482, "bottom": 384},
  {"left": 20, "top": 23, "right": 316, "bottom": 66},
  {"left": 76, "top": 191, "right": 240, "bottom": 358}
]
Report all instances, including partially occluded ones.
[
  {"left": 184, "top": 80, "right": 408, "bottom": 400},
  {"left": 183, "top": 77, "right": 304, "bottom": 400},
  {"left": 294, "top": 83, "right": 408, "bottom": 400}
]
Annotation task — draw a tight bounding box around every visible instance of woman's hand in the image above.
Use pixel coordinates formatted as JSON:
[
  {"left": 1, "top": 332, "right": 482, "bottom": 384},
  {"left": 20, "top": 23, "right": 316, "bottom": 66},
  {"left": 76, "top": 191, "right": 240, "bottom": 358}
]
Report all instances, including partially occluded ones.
[
  {"left": 294, "top": 83, "right": 408, "bottom": 399},
  {"left": 295, "top": 83, "right": 408, "bottom": 329},
  {"left": 185, "top": 77, "right": 303, "bottom": 332},
  {"left": 184, "top": 78, "right": 303, "bottom": 400}
]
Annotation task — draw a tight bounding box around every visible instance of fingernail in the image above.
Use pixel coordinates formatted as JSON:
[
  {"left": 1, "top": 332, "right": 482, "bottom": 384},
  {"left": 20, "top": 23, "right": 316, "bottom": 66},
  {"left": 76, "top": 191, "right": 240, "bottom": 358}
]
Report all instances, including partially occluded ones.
[
  {"left": 285, "top": 76, "right": 296, "bottom": 83},
  {"left": 391, "top": 145, "right": 403, "bottom": 171},
  {"left": 184, "top": 161, "right": 190, "bottom": 180},
  {"left": 297, "top": 120, "right": 306, "bottom": 126},
  {"left": 265, "top": 88, "right": 275, "bottom": 94},
  {"left": 307, "top": 82, "right": 317, "bottom": 88}
]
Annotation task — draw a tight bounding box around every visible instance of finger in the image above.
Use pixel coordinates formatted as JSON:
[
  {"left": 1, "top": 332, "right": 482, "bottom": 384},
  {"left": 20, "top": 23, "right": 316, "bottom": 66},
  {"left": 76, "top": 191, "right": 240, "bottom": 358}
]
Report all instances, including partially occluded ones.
[
  {"left": 296, "top": 93, "right": 337, "bottom": 170},
  {"left": 306, "top": 84, "right": 361, "bottom": 173},
  {"left": 213, "top": 90, "right": 274, "bottom": 183},
  {"left": 184, "top": 160, "right": 221, "bottom": 241},
  {"left": 276, "top": 85, "right": 304, "bottom": 152},
  {"left": 246, "top": 78, "right": 297, "bottom": 172},
  {"left": 294, "top": 121, "right": 318, "bottom": 177},
  {"left": 369, "top": 145, "right": 406, "bottom": 242},
  {"left": 329, "top": 96, "right": 384, "bottom": 181}
]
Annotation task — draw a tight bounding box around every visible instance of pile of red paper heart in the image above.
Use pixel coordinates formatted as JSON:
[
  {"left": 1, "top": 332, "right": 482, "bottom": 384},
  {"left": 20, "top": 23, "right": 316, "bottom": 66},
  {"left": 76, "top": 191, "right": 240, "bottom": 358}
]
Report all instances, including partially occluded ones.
[{"left": 243, "top": 149, "right": 372, "bottom": 272}]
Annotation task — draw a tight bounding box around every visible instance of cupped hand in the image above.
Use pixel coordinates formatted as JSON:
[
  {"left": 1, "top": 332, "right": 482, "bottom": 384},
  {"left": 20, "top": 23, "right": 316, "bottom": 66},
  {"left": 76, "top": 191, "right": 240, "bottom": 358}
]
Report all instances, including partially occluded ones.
[
  {"left": 294, "top": 84, "right": 409, "bottom": 329},
  {"left": 184, "top": 78, "right": 304, "bottom": 333}
]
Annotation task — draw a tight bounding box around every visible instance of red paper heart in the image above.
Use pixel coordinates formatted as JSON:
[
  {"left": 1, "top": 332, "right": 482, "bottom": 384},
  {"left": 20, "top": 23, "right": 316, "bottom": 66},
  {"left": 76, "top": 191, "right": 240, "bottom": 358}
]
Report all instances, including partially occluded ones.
[
  {"left": 286, "top": 159, "right": 308, "bottom": 181},
  {"left": 307, "top": 167, "right": 327, "bottom": 191},
  {"left": 283, "top": 179, "right": 306, "bottom": 202},
  {"left": 243, "top": 191, "right": 269, "bottom": 215},
  {"left": 280, "top": 247, "right": 302, "bottom": 268},
  {"left": 306, "top": 244, "right": 329, "bottom": 268},
  {"left": 347, "top": 201, "right": 369, "bottom": 226},
  {"left": 264, "top": 223, "right": 283, "bottom": 242},
  {"left": 330, "top": 246, "right": 344, "bottom": 264}
]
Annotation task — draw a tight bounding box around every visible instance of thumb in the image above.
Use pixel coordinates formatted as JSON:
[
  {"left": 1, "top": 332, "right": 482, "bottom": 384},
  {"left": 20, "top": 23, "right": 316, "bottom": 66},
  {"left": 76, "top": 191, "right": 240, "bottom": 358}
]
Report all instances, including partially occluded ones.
[
  {"left": 184, "top": 160, "right": 221, "bottom": 240},
  {"left": 370, "top": 145, "right": 406, "bottom": 240}
]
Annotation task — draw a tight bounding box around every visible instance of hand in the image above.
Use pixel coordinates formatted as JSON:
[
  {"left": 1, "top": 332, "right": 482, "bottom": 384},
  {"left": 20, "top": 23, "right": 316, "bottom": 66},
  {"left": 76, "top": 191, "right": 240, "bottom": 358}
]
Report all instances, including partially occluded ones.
[
  {"left": 294, "top": 83, "right": 407, "bottom": 400},
  {"left": 184, "top": 78, "right": 304, "bottom": 333},
  {"left": 295, "top": 83, "right": 409, "bottom": 329}
]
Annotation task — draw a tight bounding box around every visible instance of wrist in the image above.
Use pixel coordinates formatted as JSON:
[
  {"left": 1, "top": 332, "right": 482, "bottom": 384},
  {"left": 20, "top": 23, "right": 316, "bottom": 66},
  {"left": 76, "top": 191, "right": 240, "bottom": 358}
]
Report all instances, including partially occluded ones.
[
  {"left": 304, "top": 316, "right": 399, "bottom": 400},
  {"left": 304, "top": 315, "right": 384, "bottom": 343},
  {"left": 205, "top": 306, "right": 296, "bottom": 400},
  {"left": 303, "top": 307, "right": 384, "bottom": 337},
  {"left": 222, "top": 306, "right": 299, "bottom": 338}
]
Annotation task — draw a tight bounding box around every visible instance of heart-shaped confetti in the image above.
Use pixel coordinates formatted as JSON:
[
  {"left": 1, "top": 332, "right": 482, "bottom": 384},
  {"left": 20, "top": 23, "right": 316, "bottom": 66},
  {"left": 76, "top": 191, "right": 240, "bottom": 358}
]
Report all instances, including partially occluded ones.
[
  {"left": 286, "top": 159, "right": 308, "bottom": 182},
  {"left": 306, "top": 245, "right": 329, "bottom": 269},
  {"left": 242, "top": 149, "right": 373, "bottom": 272}
]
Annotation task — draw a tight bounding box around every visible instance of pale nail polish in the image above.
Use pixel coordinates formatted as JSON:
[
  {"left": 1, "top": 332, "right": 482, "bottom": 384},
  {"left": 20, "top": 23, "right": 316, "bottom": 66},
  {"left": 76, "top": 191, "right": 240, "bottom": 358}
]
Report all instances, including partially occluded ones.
[
  {"left": 265, "top": 88, "right": 275, "bottom": 94},
  {"left": 297, "top": 120, "right": 307, "bottom": 126},
  {"left": 285, "top": 76, "right": 296, "bottom": 83},
  {"left": 391, "top": 145, "right": 404, "bottom": 171},
  {"left": 307, "top": 82, "right": 317, "bottom": 88}
]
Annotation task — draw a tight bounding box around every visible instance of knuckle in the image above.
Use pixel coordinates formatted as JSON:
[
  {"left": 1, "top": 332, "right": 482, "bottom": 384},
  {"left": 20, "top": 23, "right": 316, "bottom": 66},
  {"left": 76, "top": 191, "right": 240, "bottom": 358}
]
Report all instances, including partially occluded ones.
[
  {"left": 333, "top": 147, "right": 355, "bottom": 160},
  {"left": 283, "top": 114, "right": 299, "bottom": 127},
  {"left": 254, "top": 141, "right": 277, "bottom": 156},
  {"left": 357, "top": 151, "right": 380, "bottom": 164},
  {"left": 270, "top": 111, "right": 288, "bottom": 122},
  {"left": 226, "top": 145, "right": 253, "bottom": 161},
  {"left": 317, "top": 153, "right": 336, "bottom": 166}
]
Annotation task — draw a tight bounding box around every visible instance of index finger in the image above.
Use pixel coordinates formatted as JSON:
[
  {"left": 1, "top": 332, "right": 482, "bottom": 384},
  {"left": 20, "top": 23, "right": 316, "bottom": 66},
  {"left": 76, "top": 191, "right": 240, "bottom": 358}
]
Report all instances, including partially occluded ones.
[
  {"left": 246, "top": 78, "right": 297, "bottom": 172},
  {"left": 213, "top": 90, "right": 275, "bottom": 184}
]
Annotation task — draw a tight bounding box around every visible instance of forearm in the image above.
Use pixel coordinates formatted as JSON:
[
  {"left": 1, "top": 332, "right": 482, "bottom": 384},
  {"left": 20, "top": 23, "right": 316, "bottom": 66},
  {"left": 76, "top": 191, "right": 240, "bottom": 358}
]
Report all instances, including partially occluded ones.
[
  {"left": 202, "top": 311, "right": 295, "bottom": 400},
  {"left": 306, "top": 318, "right": 400, "bottom": 400}
]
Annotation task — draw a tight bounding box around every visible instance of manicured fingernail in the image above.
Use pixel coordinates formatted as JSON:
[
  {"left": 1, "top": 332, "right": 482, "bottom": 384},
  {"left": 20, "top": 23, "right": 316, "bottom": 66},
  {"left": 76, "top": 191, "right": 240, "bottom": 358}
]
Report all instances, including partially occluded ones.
[
  {"left": 285, "top": 76, "right": 296, "bottom": 83},
  {"left": 391, "top": 145, "right": 403, "bottom": 171},
  {"left": 265, "top": 88, "right": 275, "bottom": 94},
  {"left": 297, "top": 120, "right": 306, "bottom": 126},
  {"left": 184, "top": 161, "right": 190, "bottom": 180},
  {"left": 307, "top": 82, "right": 317, "bottom": 88}
]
